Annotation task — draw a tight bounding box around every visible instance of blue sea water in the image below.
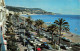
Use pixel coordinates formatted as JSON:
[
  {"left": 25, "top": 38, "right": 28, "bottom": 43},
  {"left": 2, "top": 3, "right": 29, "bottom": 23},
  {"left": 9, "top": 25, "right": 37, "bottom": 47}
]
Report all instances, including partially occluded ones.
[{"left": 22, "top": 15, "right": 80, "bottom": 35}]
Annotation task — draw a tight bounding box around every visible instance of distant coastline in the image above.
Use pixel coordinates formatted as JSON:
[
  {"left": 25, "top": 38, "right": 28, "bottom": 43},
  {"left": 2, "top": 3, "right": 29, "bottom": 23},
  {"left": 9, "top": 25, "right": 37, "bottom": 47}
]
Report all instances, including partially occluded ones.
[{"left": 6, "top": 5, "right": 56, "bottom": 15}]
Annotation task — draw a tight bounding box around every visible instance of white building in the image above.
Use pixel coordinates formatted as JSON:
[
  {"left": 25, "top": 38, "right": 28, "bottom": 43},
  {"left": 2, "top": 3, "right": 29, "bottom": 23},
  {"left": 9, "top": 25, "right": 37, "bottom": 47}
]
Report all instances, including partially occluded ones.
[
  {"left": 0, "top": 0, "right": 7, "bottom": 51},
  {"left": 9, "top": 11, "right": 14, "bottom": 15}
]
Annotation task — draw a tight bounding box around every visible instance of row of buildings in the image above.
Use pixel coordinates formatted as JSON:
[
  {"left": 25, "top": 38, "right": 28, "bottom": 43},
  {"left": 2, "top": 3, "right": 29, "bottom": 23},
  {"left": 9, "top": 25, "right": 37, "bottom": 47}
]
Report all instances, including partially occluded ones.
[
  {"left": 0, "top": 0, "right": 9, "bottom": 51},
  {"left": 0, "top": 0, "right": 30, "bottom": 50}
]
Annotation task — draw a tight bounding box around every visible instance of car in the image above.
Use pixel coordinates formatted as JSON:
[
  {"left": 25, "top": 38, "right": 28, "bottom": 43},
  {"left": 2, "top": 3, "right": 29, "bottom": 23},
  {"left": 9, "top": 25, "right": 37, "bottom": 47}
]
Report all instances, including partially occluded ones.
[
  {"left": 30, "top": 35, "right": 34, "bottom": 38},
  {"left": 47, "top": 44, "right": 53, "bottom": 50},
  {"left": 41, "top": 42, "right": 49, "bottom": 48},
  {"left": 72, "top": 43, "right": 80, "bottom": 47},
  {"left": 30, "top": 37, "right": 35, "bottom": 41},
  {"left": 28, "top": 45, "right": 34, "bottom": 51},
  {"left": 24, "top": 49, "right": 28, "bottom": 51},
  {"left": 48, "top": 37, "right": 52, "bottom": 40},
  {"left": 62, "top": 37, "right": 71, "bottom": 42},
  {"left": 36, "top": 48, "right": 41, "bottom": 51},
  {"left": 55, "top": 35, "right": 60, "bottom": 37},
  {"left": 43, "top": 33, "right": 46, "bottom": 34},
  {"left": 38, "top": 38, "right": 42, "bottom": 42},
  {"left": 41, "top": 43, "right": 53, "bottom": 49},
  {"left": 45, "top": 35, "right": 49, "bottom": 38},
  {"left": 27, "top": 38, "right": 30, "bottom": 40},
  {"left": 22, "top": 39, "right": 29, "bottom": 46},
  {"left": 44, "top": 34, "right": 47, "bottom": 37},
  {"left": 60, "top": 45, "right": 69, "bottom": 50}
]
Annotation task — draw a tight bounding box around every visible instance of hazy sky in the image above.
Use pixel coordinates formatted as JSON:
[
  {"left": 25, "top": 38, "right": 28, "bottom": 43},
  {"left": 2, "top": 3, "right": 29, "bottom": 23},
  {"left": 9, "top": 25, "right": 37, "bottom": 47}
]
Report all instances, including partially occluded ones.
[{"left": 5, "top": 0, "right": 80, "bottom": 15}]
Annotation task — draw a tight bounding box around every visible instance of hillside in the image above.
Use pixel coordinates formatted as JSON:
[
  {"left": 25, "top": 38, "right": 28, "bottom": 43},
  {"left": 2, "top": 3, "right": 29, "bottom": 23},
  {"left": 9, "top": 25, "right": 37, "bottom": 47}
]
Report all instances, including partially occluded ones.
[{"left": 6, "top": 6, "right": 55, "bottom": 15}]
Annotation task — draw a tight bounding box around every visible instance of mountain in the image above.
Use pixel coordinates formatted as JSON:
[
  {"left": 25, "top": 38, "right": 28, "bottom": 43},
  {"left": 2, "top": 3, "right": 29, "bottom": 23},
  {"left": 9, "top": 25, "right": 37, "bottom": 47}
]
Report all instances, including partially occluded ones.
[{"left": 6, "top": 6, "right": 55, "bottom": 15}]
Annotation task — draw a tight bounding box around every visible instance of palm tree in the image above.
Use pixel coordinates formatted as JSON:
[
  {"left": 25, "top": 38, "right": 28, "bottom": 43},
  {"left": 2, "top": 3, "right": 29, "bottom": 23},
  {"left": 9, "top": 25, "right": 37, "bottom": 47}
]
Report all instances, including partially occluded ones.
[
  {"left": 39, "top": 20, "right": 44, "bottom": 30},
  {"left": 14, "top": 13, "right": 19, "bottom": 22},
  {"left": 7, "top": 13, "right": 12, "bottom": 21},
  {"left": 28, "top": 15, "right": 31, "bottom": 19},
  {"left": 54, "top": 18, "right": 69, "bottom": 45},
  {"left": 35, "top": 19, "right": 44, "bottom": 36},
  {"left": 63, "top": 26, "right": 70, "bottom": 32},
  {"left": 26, "top": 16, "right": 33, "bottom": 28},
  {"left": 29, "top": 20, "right": 33, "bottom": 28},
  {"left": 47, "top": 24, "right": 58, "bottom": 42},
  {"left": 54, "top": 18, "right": 69, "bottom": 35}
]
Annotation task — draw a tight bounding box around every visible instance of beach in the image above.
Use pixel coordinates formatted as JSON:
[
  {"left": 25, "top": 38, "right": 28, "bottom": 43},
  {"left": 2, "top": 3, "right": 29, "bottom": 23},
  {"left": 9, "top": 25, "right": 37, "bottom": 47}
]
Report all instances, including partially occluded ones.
[{"left": 62, "top": 32, "right": 80, "bottom": 43}]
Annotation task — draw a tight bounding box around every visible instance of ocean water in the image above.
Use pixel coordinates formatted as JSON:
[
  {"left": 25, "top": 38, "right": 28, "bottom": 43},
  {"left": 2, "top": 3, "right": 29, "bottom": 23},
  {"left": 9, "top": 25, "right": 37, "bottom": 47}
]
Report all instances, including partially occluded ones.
[{"left": 22, "top": 15, "right": 80, "bottom": 35}]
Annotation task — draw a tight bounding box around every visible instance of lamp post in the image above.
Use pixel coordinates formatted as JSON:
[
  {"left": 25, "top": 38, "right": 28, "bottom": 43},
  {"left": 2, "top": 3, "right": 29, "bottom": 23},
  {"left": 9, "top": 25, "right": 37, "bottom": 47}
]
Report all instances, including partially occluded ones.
[
  {"left": 24, "top": 17, "right": 25, "bottom": 47},
  {"left": 34, "top": 39, "right": 37, "bottom": 51},
  {"left": 35, "top": 43, "right": 38, "bottom": 51}
]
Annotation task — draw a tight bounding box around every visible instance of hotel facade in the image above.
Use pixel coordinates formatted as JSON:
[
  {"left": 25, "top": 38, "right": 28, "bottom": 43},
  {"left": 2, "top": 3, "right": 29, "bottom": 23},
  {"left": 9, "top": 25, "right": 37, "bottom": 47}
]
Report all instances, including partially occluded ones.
[{"left": 0, "top": 0, "right": 9, "bottom": 51}]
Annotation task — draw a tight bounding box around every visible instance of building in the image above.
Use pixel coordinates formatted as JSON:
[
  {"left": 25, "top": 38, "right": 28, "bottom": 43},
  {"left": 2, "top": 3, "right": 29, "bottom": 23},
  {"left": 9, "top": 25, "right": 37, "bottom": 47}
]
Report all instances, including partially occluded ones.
[
  {"left": 9, "top": 11, "right": 14, "bottom": 15},
  {"left": 0, "top": 0, "right": 7, "bottom": 51}
]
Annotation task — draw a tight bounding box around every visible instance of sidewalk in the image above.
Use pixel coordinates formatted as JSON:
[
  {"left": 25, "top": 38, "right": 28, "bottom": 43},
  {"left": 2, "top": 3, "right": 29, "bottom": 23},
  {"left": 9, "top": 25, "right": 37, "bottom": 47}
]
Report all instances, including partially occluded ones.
[
  {"left": 15, "top": 34, "right": 28, "bottom": 51},
  {"left": 17, "top": 42, "right": 27, "bottom": 51}
]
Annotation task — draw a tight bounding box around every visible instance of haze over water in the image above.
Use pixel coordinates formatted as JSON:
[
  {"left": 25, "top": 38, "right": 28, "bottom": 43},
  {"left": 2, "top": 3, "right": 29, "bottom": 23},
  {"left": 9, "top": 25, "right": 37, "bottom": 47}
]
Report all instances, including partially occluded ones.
[{"left": 23, "top": 15, "right": 80, "bottom": 35}]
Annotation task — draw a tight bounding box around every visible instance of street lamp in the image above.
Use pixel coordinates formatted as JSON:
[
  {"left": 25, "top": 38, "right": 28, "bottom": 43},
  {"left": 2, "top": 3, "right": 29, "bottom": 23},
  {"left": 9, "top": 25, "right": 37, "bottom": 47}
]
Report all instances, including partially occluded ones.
[
  {"left": 24, "top": 17, "right": 25, "bottom": 47},
  {"left": 34, "top": 39, "right": 37, "bottom": 51}
]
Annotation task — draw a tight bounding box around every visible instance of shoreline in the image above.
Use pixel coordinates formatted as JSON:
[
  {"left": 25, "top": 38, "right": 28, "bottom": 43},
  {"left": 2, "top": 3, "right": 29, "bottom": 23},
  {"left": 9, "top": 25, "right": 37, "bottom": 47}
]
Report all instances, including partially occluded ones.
[
  {"left": 20, "top": 15, "right": 80, "bottom": 43},
  {"left": 62, "top": 32, "right": 80, "bottom": 43},
  {"left": 20, "top": 14, "right": 55, "bottom": 15},
  {"left": 20, "top": 14, "right": 80, "bottom": 16},
  {"left": 20, "top": 15, "right": 80, "bottom": 35}
]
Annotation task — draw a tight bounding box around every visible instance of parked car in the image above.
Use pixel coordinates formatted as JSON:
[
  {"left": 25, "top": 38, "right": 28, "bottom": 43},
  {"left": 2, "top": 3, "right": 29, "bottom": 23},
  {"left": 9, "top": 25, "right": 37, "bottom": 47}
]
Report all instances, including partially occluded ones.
[
  {"left": 22, "top": 39, "right": 29, "bottom": 46},
  {"left": 41, "top": 42, "right": 48, "bottom": 49},
  {"left": 72, "top": 43, "right": 80, "bottom": 47},
  {"left": 61, "top": 37, "right": 71, "bottom": 42},
  {"left": 46, "top": 35, "right": 50, "bottom": 39},
  {"left": 28, "top": 45, "right": 34, "bottom": 51},
  {"left": 27, "top": 37, "right": 30, "bottom": 40},
  {"left": 47, "top": 44, "right": 53, "bottom": 50},
  {"left": 48, "top": 37, "right": 52, "bottom": 40},
  {"left": 60, "top": 45, "right": 69, "bottom": 50},
  {"left": 55, "top": 34, "right": 60, "bottom": 37},
  {"left": 44, "top": 34, "right": 47, "bottom": 37},
  {"left": 36, "top": 48, "right": 41, "bottom": 51},
  {"left": 72, "top": 43, "right": 80, "bottom": 51},
  {"left": 30, "top": 37, "right": 35, "bottom": 41}
]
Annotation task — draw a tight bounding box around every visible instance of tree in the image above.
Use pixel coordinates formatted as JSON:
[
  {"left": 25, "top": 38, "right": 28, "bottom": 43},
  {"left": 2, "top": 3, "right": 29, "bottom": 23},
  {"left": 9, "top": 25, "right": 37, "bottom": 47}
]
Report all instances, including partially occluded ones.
[
  {"left": 6, "top": 13, "right": 12, "bottom": 21},
  {"left": 35, "top": 19, "right": 44, "bottom": 36},
  {"left": 63, "top": 25, "right": 70, "bottom": 32},
  {"left": 54, "top": 18, "right": 69, "bottom": 34},
  {"left": 47, "top": 24, "right": 58, "bottom": 42},
  {"left": 54, "top": 18, "right": 69, "bottom": 45},
  {"left": 14, "top": 13, "right": 19, "bottom": 22},
  {"left": 26, "top": 16, "right": 33, "bottom": 28}
]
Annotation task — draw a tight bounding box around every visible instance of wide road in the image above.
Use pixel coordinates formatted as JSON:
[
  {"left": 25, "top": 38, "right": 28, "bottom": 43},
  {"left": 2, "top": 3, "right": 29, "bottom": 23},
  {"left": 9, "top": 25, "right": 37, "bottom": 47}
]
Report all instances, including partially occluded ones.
[{"left": 32, "top": 25, "right": 71, "bottom": 47}]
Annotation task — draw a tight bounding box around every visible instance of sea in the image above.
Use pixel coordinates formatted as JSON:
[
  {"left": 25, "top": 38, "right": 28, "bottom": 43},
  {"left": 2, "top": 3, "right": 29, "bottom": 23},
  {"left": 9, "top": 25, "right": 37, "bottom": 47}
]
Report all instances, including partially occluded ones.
[{"left": 22, "top": 15, "right": 80, "bottom": 35}]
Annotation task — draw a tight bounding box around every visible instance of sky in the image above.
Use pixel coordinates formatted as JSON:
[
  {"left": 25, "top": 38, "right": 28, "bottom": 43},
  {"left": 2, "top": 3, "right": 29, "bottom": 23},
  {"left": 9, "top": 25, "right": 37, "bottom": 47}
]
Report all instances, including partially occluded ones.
[{"left": 5, "top": 0, "right": 80, "bottom": 15}]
